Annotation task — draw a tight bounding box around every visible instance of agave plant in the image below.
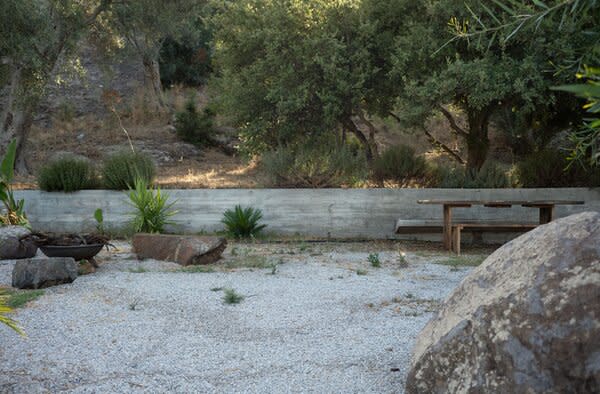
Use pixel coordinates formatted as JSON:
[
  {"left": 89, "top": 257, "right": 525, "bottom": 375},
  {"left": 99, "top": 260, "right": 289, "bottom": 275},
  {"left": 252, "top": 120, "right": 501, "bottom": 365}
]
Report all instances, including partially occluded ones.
[
  {"left": 222, "top": 205, "right": 267, "bottom": 239},
  {"left": 128, "top": 178, "right": 177, "bottom": 233},
  {"left": 0, "top": 140, "right": 29, "bottom": 227}
]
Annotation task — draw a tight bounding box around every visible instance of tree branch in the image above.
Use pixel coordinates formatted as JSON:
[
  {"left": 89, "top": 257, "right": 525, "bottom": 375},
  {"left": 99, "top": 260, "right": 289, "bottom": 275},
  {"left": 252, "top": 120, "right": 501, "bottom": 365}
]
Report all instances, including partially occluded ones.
[
  {"left": 438, "top": 105, "right": 469, "bottom": 137},
  {"left": 421, "top": 126, "right": 465, "bottom": 164}
]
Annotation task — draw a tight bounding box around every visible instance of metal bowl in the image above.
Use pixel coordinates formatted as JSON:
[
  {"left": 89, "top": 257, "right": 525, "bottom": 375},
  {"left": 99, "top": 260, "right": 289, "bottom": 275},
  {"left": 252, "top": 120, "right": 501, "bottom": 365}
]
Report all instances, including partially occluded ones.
[{"left": 39, "top": 244, "right": 104, "bottom": 261}]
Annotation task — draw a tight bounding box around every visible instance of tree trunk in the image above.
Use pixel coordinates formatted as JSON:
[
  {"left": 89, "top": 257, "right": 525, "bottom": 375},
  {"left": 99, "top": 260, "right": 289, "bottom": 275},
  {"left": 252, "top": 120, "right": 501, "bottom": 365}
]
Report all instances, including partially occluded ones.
[
  {"left": 142, "top": 55, "right": 165, "bottom": 109},
  {"left": 343, "top": 118, "right": 373, "bottom": 163},
  {"left": 1, "top": 65, "right": 36, "bottom": 174},
  {"left": 465, "top": 109, "right": 491, "bottom": 171}
]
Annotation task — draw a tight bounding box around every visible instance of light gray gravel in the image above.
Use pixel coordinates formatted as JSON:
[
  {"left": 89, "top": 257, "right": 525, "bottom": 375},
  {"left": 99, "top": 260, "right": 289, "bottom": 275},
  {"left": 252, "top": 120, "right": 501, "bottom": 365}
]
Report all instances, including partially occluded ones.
[{"left": 0, "top": 242, "right": 474, "bottom": 393}]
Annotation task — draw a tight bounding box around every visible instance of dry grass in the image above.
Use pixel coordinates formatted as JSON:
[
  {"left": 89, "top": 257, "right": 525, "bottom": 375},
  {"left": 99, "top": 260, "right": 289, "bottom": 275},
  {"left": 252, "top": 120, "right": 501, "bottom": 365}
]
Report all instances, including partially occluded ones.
[{"left": 15, "top": 86, "right": 513, "bottom": 189}]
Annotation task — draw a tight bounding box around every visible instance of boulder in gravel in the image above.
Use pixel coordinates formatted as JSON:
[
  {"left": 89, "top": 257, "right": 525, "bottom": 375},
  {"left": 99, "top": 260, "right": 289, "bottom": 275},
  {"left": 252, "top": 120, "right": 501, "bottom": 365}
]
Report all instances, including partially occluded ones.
[
  {"left": 12, "top": 257, "right": 78, "bottom": 289},
  {"left": 406, "top": 211, "right": 600, "bottom": 394},
  {"left": 132, "top": 234, "right": 227, "bottom": 266},
  {"left": 0, "top": 226, "right": 37, "bottom": 259}
]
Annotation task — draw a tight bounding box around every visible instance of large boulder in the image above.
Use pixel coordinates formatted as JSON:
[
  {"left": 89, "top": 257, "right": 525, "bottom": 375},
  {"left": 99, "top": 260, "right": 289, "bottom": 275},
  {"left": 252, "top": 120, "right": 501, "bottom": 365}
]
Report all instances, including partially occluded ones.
[
  {"left": 132, "top": 234, "right": 227, "bottom": 266},
  {"left": 0, "top": 226, "right": 37, "bottom": 259},
  {"left": 406, "top": 211, "right": 600, "bottom": 394},
  {"left": 12, "top": 257, "right": 78, "bottom": 289}
]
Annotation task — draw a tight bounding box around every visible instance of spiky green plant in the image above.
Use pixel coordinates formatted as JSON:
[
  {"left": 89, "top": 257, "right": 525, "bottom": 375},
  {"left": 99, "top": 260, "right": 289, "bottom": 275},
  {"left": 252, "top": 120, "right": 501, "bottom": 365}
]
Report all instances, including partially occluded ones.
[
  {"left": 221, "top": 205, "right": 267, "bottom": 239},
  {"left": 0, "top": 289, "right": 24, "bottom": 336},
  {"left": 128, "top": 178, "right": 178, "bottom": 234},
  {"left": 0, "top": 140, "right": 28, "bottom": 227},
  {"left": 223, "top": 288, "right": 244, "bottom": 304}
]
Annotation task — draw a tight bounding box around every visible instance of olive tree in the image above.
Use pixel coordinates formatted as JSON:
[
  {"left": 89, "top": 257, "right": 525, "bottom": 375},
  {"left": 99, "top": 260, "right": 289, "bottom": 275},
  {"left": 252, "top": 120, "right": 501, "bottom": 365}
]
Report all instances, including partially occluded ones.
[
  {"left": 0, "top": 0, "right": 112, "bottom": 172},
  {"left": 387, "top": 0, "right": 591, "bottom": 170},
  {"left": 210, "top": 0, "right": 387, "bottom": 162}
]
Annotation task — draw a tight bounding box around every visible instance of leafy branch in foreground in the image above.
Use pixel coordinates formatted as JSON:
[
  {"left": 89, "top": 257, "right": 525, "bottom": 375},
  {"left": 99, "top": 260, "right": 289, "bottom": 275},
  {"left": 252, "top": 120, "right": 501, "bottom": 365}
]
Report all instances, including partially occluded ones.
[{"left": 0, "top": 289, "right": 25, "bottom": 336}]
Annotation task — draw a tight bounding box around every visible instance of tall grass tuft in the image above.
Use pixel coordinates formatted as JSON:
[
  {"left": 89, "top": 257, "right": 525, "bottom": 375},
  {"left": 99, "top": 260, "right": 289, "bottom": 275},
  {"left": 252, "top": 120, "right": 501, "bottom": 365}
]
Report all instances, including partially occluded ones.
[
  {"left": 128, "top": 178, "right": 178, "bottom": 234},
  {"left": 38, "top": 155, "right": 96, "bottom": 192},
  {"left": 372, "top": 145, "right": 427, "bottom": 184},
  {"left": 102, "top": 151, "right": 156, "bottom": 190},
  {"left": 222, "top": 205, "right": 267, "bottom": 239}
]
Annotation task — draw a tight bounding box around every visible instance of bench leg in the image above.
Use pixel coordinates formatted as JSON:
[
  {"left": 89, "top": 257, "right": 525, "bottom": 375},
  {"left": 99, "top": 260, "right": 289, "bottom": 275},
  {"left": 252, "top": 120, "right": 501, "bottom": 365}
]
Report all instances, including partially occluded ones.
[{"left": 452, "top": 227, "right": 461, "bottom": 255}]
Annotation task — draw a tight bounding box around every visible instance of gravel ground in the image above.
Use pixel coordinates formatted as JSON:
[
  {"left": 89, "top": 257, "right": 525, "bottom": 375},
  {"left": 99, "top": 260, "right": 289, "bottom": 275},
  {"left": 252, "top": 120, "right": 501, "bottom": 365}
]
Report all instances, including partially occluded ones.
[{"left": 0, "top": 242, "right": 477, "bottom": 393}]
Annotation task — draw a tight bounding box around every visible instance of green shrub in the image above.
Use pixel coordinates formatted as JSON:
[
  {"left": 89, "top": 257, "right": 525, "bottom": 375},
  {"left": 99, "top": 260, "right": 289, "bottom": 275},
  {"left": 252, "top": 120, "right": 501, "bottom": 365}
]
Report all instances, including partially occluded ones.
[
  {"left": 37, "top": 156, "right": 96, "bottom": 192},
  {"left": 261, "top": 141, "right": 368, "bottom": 188},
  {"left": 174, "top": 96, "right": 215, "bottom": 147},
  {"left": 514, "top": 149, "right": 600, "bottom": 187},
  {"left": 368, "top": 253, "right": 381, "bottom": 268},
  {"left": 223, "top": 288, "right": 244, "bottom": 304},
  {"left": 372, "top": 145, "right": 427, "bottom": 183},
  {"left": 437, "top": 162, "right": 510, "bottom": 188},
  {"left": 102, "top": 151, "right": 156, "bottom": 190},
  {"left": 222, "top": 205, "right": 267, "bottom": 239},
  {"left": 128, "top": 178, "right": 177, "bottom": 233}
]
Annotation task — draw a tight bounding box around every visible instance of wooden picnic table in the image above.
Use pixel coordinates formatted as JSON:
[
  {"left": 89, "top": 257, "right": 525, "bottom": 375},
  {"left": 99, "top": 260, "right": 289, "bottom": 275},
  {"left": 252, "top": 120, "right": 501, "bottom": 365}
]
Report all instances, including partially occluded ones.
[{"left": 417, "top": 199, "right": 585, "bottom": 250}]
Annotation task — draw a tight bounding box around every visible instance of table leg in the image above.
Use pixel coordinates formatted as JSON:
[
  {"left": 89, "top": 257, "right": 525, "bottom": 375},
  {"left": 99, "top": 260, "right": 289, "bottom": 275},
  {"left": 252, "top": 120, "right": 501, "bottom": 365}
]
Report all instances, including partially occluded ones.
[
  {"left": 539, "top": 206, "right": 555, "bottom": 224},
  {"left": 443, "top": 205, "right": 452, "bottom": 250}
]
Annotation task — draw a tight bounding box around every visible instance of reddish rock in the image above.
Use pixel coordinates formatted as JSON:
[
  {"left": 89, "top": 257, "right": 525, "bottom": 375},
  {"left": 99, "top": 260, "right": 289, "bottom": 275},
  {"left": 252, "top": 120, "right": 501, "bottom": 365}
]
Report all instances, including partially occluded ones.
[{"left": 132, "top": 234, "right": 227, "bottom": 266}]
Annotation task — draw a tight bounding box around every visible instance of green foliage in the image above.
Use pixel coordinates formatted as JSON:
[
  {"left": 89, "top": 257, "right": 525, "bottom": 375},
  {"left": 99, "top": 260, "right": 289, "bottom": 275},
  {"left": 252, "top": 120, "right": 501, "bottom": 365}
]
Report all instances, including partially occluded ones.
[
  {"left": 174, "top": 96, "right": 215, "bottom": 147},
  {"left": 372, "top": 145, "right": 428, "bottom": 184},
  {"left": 94, "top": 208, "right": 105, "bottom": 234},
  {"left": 128, "top": 178, "right": 178, "bottom": 234},
  {"left": 261, "top": 141, "right": 368, "bottom": 188},
  {"left": 37, "top": 155, "right": 96, "bottom": 192},
  {"left": 0, "top": 289, "right": 24, "bottom": 336},
  {"left": 159, "top": 18, "right": 213, "bottom": 86},
  {"left": 102, "top": 151, "right": 156, "bottom": 190},
  {"left": 438, "top": 162, "right": 510, "bottom": 188},
  {"left": 223, "top": 288, "right": 244, "bottom": 304},
  {"left": 0, "top": 139, "right": 28, "bottom": 227},
  {"left": 210, "top": 0, "right": 379, "bottom": 158},
  {"left": 221, "top": 205, "right": 267, "bottom": 239},
  {"left": 514, "top": 149, "right": 600, "bottom": 187},
  {"left": 555, "top": 66, "right": 600, "bottom": 167},
  {"left": 368, "top": 253, "right": 381, "bottom": 268},
  {"left": 4, "top": 289, "right": 44, "bottom": 309}
]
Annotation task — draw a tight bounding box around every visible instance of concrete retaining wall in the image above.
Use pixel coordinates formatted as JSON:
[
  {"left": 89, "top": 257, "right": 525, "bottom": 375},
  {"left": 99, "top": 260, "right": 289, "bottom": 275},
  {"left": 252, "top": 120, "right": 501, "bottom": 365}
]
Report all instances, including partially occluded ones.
[{"left": 14, "top": 188, "right": 600, "bottom": 240}]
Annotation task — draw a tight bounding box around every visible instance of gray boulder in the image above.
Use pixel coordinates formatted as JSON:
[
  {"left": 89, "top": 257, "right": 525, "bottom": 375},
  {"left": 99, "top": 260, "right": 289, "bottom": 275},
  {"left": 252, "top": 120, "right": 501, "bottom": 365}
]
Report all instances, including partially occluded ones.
[
  {"left": 0, "top": 226, "right": 37, "bottom": 259},
  {"left": 406, "top": 211, "right": 600, "bottom": 394},
  {"left": 12, "top": 257, "right": 78, "bottom": 289}
]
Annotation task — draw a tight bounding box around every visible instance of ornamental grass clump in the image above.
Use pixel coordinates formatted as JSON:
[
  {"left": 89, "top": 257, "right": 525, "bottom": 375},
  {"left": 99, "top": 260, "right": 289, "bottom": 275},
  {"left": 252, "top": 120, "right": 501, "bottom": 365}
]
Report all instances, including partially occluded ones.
[
  {"left": 222, "top": 205, "right": 267, "bottom": 239},
  {"left": 102, "top": 151, "right": 155, "bottom": 190},
  {"left": 128, "top": 178, "right": 177, "bottom": 234},
  {"left": 37, "top": 155, "right": 96, "bottom": 192}
]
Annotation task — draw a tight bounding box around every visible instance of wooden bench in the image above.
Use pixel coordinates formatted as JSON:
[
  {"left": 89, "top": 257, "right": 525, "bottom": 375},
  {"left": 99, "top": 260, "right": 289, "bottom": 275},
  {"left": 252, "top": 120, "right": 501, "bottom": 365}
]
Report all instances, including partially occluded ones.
[
  {"left": 451, "top": 223, "right": 538, "bottom": 254},
  {"left": 394, "top": 219, "right": 443, "bottom": 234}
]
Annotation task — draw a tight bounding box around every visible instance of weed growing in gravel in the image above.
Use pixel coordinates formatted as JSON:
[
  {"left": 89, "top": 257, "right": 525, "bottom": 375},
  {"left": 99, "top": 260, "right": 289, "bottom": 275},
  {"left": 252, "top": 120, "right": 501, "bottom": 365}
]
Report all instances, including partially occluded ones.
[
  {"left": 437, "top": 255, "right": 486, "bottom": 268},
  {"left": 405, "top": 292, "right": 414, "bottom": 299},
  {"left": 129, "top": 298, "right": 140, "bottom": 311},
  {"left": 129, "top": 267, "right": 148, "bottom": 273},
  {"left": 182, "top": 266, "right": 216, "bottom": 273},
  {"left": 268, "top": 262, "right": 279, "bottom": 275},
  {"left": 225, "top": 255, "right": 270, "bottom": 269},
  {"left": 4, "top": 289, "right": 45, "bottom": 308},
  {"left": 356, "top": 269, "right": 368, "bottom": 276},
  {"left": 368, "top": 253, "right": 381, "bottom": 268},
  {"left": 223, "top": 288, "right": 244, "bottom": 304},
  {"left": 398, "top": 249, "right": 409, "bottom": 268}
]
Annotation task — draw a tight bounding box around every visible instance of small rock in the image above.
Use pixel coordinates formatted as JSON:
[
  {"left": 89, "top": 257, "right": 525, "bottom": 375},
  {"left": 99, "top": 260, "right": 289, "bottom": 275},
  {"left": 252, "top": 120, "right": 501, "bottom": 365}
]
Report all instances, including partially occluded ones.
[
  {"left": 132, "top": 234, "right": 227, "bottom": 266},
  {"left": 12, "top": 257, "right": 78, "bottom": 289},
  {"left": 0, "top": 226, "right": 37, "bottom": 259}
]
